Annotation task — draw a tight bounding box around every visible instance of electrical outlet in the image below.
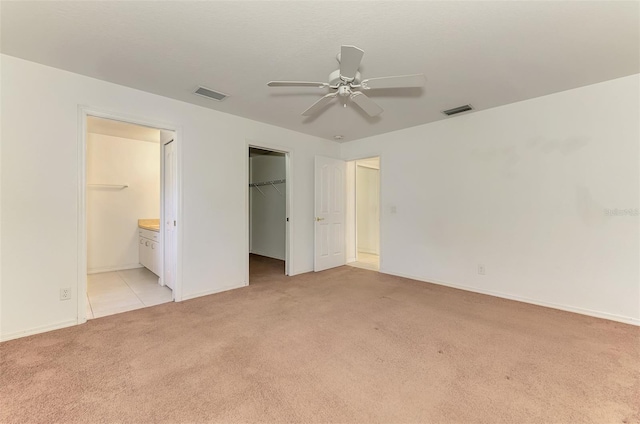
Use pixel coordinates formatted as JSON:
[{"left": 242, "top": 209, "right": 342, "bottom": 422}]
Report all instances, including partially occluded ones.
[
  {"left": 60, "top": 288, "right": 72, "bottom": 301},
  {"left": 477, "top": 264, "right": 486, "bottom": 275}
]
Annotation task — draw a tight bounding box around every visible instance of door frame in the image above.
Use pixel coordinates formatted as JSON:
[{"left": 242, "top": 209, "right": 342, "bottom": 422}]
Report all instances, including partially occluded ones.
[
  {"left": 77, "top": 106, "right": 183, "bottom": 324},
  {"left": 345, "top": 154, "right": 383, "bottom": 270},
  {"left": 245, "top": 140, "right": 293, "bottom": 283}
]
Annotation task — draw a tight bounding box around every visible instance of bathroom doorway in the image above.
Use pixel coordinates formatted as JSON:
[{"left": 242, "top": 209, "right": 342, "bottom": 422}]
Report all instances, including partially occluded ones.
[{"left": 79, "top": 111, "right": 179, "bottom": 320}]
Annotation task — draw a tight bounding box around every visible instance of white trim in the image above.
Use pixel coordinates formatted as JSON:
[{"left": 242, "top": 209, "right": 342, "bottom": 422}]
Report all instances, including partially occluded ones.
[
  {"left": 159, "top": 138, "right": 166, "bottom": 287},
  {"left": 174, "top": 134, "right": 184, "bottom": 301},
  {"left": 77, "top": 107, "right": 88, "bottom": 325},
  {"left": 245, "top": 140, "right": 294, "bottom": 283},
  {"left": 380, "top": 269, "right": 640, "bottom": 326},
  {"left": 77, "top": 106, "right": 184, "bottom": 327},
  {"left": 87, "top": 264, "right": 144, "bottom": 275},
  {"left": 181, "top": 283, "right": 247, "bottom": 301},
  {"left": 0, "top": 319, "right": 78, "bottom": 342},
  {"left": 0, "top": 48, "right": 3, "bottom": 337}
]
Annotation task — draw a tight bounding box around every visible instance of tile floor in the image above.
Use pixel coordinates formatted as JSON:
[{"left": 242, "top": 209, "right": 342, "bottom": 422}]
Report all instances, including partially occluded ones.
[
  {"left": 347, "top": 252, "right": 380, "bottom": 271},
  {"left": 86, "top": 268, "right": 173, "bottom": 319}
]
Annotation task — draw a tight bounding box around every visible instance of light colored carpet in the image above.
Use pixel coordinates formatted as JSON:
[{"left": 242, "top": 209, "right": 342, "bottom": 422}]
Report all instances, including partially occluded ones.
[{"left": 1, "top": 256, "right": 638, "bottom": 423}]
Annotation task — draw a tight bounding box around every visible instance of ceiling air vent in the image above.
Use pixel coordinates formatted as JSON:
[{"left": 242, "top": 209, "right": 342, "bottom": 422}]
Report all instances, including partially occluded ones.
[
  {"left": 442, "top": 104, "right": 473, "bottom": 116},
  {"left": 194, "top": 86, "right": 228, "bottom": 101}
]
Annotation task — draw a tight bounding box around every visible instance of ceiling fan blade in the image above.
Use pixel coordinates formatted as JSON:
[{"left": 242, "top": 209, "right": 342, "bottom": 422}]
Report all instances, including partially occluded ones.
[
  {"left": 361, "top": 74, "right": 426, "bottom": 90},
  {"left": 350, "top": 92, "right": 383, "bottom": 117},
  {"left": 302, "top": 93, "right": 337, "bottom": 116},
  {"left": 268, "top": 81, "right": 328, "bottom": 88},
  {"left": 340, "top": 45, "right": 364, "bottom": 81}
]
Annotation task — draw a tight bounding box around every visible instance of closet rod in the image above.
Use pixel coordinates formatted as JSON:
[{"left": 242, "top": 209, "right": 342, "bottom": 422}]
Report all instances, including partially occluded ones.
[
  {"left": 248, "top": 179, "right": 285, "bottom": 188},
  {"left": 88, "top": 184, "right": 129, "bottom": 189}
]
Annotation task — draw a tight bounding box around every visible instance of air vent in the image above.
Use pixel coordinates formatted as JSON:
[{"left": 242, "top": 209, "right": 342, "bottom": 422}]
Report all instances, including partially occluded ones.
[
  {"left": 442, "top": 104, "right": 473, "bottom": 116},
  {"left": 194, "top": 86, "right": 228, "bottom": 101}
]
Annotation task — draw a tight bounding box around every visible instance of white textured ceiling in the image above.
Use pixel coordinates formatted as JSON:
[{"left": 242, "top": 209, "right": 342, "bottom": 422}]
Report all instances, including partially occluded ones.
[
  {"left": 2, "top": 1, "right": 638, "bottom": 142},
  {"left": 87, "top": 116, "right": 161, "bottom": 143}
]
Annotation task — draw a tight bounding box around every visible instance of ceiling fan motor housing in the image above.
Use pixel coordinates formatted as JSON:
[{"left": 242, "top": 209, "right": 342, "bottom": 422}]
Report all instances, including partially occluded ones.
[
  {"left": 329, "top": 69, "right": 361, "bottom": 86},
  {"left": 337, "top": 85, "right": 352, "bottom": 97}
]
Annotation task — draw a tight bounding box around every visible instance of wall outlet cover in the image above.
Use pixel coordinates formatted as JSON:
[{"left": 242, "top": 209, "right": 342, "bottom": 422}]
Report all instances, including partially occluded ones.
[
  {"left": 478, "top": 264, "right": 486, "bottom": 275},
  {"left": 60, "top": 288, "right": 72, "bottom": 300}
]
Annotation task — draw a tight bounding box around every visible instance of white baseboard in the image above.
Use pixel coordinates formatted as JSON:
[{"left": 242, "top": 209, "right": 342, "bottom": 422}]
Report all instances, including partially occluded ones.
[
  {"left": 1, "top": 319, "right": 79, "bottom": 342},
  {"left": 88, "top": 263, "right": 143, "bottom": 275},
  {"left": 380, "top": 268, "right": 640, "bottom": 327},
  {"left": 181, "top": 282, "right": 247, "bottom": 301},
  {"left": 358, "top": 249, "right": 379, "bottom": 255}
]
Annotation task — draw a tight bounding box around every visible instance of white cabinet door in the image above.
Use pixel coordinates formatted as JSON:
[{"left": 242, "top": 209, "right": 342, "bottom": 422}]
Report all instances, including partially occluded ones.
[
  {"left": 151, "top": 241, "right": 161, "bottom": 276},
  {"left": 139, "top": 237, "right": 148, "bottom": 268},
  {"left": 140, "top": 237, "right": 161, "bottom": 276}
]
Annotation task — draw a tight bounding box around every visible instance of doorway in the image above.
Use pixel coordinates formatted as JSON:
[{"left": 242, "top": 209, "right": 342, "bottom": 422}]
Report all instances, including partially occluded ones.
[
  {"left": 79, "top": 112, "right": 179, "bottom": 320},
  {"left": 347, "top": 157, "right": 381, "bottom": 271},
  {"left": 248, "top": 146, "right": 290, "bottom": 283}
]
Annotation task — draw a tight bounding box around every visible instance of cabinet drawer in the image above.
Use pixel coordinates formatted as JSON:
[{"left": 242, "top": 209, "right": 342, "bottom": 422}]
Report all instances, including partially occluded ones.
[{"left": 139, "top": 228, "right": 159, "bottom": 241}]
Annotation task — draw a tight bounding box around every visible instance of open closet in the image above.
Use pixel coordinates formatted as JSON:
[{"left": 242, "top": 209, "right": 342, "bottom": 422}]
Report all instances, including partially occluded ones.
[{"left": 248, "top": 147, "right": 288, "bottom": 283}]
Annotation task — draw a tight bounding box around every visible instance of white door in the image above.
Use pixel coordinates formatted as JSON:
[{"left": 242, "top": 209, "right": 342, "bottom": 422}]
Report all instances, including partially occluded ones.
[
  {"left": 314, "top": 156, "right": 346, "bottom": 271},
  {"left": 163, "top": 140, "right": 177, "bottom": 289}
]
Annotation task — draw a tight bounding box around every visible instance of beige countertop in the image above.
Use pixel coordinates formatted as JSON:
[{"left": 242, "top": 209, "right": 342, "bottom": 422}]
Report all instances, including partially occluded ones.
[{"left": 138, "top": 219, "right": 160, "bottom": 232}]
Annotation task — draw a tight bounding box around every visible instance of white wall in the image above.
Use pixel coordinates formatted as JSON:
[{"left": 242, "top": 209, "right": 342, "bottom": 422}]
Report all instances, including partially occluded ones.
[
  {"left": 342, "top": 74, "right": 640, "bottom": 325},
  {"left": 87, "top": 133, "right": 160, "bottom": 273},
  {"left": 356, "top": 165, "right": 380, "bottom": 255},
  {"left": 0, "top": 55, "right": 340, "bottom": 340},
  {"left": 249, "top": 154, "right": 285, "bottom": 260}
]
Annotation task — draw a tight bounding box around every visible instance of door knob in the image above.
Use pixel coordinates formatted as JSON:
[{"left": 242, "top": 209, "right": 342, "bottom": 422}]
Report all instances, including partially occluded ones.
[{"left": 316, "top": 217, "right": 325, "bottom": 222}]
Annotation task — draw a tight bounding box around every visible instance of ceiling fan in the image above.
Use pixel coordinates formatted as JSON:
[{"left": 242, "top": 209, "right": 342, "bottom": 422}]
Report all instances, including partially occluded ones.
[{"left": 267, "top": 45, "right": 426, "bottom": 118}]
